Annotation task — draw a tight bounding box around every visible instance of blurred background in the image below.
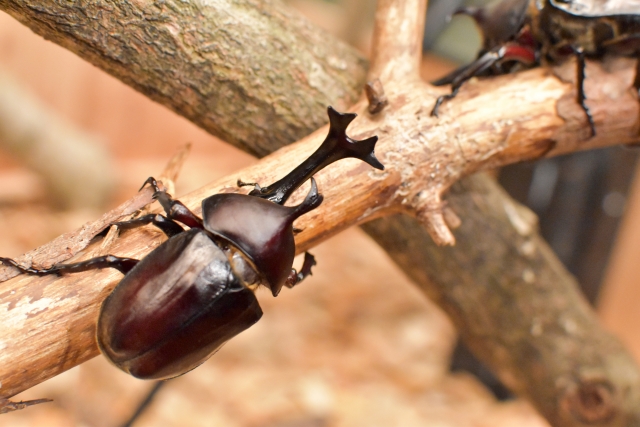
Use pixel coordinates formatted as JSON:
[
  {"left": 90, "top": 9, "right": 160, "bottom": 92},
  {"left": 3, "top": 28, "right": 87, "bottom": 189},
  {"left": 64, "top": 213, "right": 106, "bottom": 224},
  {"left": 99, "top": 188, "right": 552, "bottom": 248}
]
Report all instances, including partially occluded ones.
[{"left": 1, "top": 0, "right": 639, "bottom": 425}]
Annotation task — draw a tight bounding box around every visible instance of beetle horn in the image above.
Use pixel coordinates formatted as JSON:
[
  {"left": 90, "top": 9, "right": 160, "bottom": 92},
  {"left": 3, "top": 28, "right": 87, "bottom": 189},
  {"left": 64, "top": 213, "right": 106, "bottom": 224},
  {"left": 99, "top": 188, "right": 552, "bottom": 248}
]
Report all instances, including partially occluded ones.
[
  {"left": 324, "top": 106, "right": 384, "bottom": 171},
  {"left": 248, "top": 106, "right": 383, "bottom": 205}
]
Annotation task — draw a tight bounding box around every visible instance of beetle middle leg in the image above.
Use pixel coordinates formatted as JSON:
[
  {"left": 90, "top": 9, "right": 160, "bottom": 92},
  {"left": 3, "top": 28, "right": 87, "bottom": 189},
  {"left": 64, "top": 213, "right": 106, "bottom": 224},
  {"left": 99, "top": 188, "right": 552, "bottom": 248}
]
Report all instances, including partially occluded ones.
[
  {"left": 575, "top": 47, "right": 596, "bottom": 137},
  {"left": 140, "top": 177, "right": 203, "bottom": 229},
  {"left": 0, "top": 255, "right": 139, "bottom": 276},
  {"left": 431, "top": 44, "right": 536, "bottom": 117},
  {"left": 111, "top": 214, "right": 185, "bottom": 238},
  {"left": 284, "top": 252, "right": 317, "bottom": 289},
  {"left": 431, "top": 50, "right": 499, "bottom": 117}
]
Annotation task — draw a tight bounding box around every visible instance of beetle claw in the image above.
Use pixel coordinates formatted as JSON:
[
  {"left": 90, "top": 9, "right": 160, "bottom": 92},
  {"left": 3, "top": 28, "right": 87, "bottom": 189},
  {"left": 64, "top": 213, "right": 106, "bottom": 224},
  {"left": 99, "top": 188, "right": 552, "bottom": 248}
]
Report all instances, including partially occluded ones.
[
  {"left": 284, "top": 252, "right": 317, "bottom": 289},
  {"left": 237, "top": 179, "right": 263, "bottom": 193},
  {"left": 139, "top": 177, "right": 160, "bottom": 193}
]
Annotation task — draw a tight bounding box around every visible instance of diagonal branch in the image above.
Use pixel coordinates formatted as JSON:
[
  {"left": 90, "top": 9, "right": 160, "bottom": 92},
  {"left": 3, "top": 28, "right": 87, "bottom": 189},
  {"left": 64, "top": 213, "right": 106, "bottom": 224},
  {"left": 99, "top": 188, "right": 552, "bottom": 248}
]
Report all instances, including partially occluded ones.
[
  {"left": 0, "top": 0, "right": 367, "bottom": 158},
  {"left": 1, "top": 59, "right": 639, "bottom": 418}
]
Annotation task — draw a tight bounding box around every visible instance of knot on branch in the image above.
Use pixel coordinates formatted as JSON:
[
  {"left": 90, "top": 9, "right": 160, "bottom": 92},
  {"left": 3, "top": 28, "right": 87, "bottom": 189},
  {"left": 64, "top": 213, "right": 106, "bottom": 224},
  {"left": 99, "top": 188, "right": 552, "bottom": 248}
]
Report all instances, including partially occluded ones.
[
  {"left": 561, "top": 377, "right": 618, "bottom": 424},
  {"left": 365, "top": 79, "right": 388, "bottom": 115},
  {"left": 411, "top": 191, "right": 460, "bottom": 246}
]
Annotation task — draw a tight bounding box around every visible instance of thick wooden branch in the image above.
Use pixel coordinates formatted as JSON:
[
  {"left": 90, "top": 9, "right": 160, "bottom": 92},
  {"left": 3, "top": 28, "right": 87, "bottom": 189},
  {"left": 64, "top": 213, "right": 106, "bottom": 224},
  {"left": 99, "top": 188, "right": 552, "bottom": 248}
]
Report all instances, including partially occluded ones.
[
  {"left": 2, "top": 0, "right": 640, "bottom": 425},
  {"left": 362, "top": 176, "right": 640, "bottom": 427},
  {"left": 1, "top": 60, "right": 640, "bottom": 423},
  {"left": 0, "top": 0, "right": 367, "bottom": 158}
]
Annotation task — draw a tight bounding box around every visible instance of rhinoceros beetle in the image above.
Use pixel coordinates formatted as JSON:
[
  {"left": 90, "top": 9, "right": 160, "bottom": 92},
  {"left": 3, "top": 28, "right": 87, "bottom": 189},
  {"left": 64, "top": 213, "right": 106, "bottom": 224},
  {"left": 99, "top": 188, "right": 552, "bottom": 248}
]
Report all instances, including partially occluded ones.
[
  {"left": 431, "top": 0, "right": 640, "bottom": 136},
  {"left": 0, "top": 106, "right": 383, "bottom": 380}
]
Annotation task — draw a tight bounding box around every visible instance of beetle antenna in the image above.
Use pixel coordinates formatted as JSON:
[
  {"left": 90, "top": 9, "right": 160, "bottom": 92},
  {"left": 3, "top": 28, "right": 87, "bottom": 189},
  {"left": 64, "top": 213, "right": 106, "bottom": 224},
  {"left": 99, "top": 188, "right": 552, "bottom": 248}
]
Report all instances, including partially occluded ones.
[{"left": 249, "top": 106, "right": 383, "bottom": 205}]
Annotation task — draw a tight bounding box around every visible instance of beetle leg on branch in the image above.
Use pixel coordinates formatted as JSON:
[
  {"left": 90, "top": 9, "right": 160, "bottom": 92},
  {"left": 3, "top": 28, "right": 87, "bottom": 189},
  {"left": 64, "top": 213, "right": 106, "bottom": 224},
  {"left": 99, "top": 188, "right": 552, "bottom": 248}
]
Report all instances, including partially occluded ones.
[
  {"left": 140, "top": 177, "right": 204, "bottom": 229},
  {"left": 111, "top": 214, "right": 185, "bottom": 238},
  {"left": 575, "top": 47, "right": 596, "bottom": 137},
  {"left": 431, "top": 43, "right": 536, "bottom": 117},
  {"left": 0, "top": 255, "right": 140, "bottom": 276},
  {"left": 284, "top": 252, "right": 317, "bottom": 289}
]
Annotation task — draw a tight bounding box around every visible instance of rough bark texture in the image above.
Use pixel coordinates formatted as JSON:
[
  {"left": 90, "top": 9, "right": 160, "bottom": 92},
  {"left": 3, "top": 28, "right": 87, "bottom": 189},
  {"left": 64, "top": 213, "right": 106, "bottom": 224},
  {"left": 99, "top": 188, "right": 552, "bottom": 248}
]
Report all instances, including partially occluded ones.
[
  {"left": 363, "top": 175, "right": 640, "bottom": 426},
  {"left": 0, "top": 0, "right": 367, "bottom": 158},
  {"left": 1, "top": 0, "right": 640, "bottom": 426}
]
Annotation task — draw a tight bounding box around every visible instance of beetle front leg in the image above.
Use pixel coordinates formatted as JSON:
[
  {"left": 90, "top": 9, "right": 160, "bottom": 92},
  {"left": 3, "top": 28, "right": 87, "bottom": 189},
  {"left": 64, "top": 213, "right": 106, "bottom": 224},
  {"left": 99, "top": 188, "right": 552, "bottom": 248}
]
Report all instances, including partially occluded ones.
[
  {"left": 575, "top": 48, "right": 596, "bottom": 137},
  {"left": 0, "top": 255, "right": 139, "bottom": 276},
  {"left": 141, "top": 177, "right": 203, "bottom": 229},
  {"left": 284, "top": 252, "right": 317, "bottom": 289},
  {"left": 431, "top": 43, "right": 535, "bottom": 117},
  {"left": 112, "top": 214, "right": 185, "bottom": 238},
  {"left": 431, "top": 87, "right": 461, "bottom": 118},
  {"left": 431, "top": 49, "right": 500, "bottom": 117}
]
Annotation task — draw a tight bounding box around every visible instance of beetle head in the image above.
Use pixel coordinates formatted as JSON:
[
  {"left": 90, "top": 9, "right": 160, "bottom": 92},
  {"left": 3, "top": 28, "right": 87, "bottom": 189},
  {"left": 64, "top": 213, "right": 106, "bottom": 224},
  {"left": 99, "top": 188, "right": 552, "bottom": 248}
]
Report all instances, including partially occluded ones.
[
  {"left": 202, "top": 179, "right": 322, "bottom": 296},
  {"left": 203, "top": 106, "right": 382, "bottom": 297}
]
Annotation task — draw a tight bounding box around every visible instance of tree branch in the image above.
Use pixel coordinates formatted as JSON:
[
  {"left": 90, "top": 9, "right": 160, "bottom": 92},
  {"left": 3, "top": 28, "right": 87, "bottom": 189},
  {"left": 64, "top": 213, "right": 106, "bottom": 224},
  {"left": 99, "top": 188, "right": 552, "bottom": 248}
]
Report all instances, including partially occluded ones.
[
  {"left": 0, "top": 0, "right": 367, "bottom": 158},
  {"left": 362, "top": 175, "right": 640, "bottom": 427},
  {"left": 1, "top": 1, "right": 640, "bottom": 425},
  {"left": 369, "top": 0, "right": 426, "bottom": 81}
]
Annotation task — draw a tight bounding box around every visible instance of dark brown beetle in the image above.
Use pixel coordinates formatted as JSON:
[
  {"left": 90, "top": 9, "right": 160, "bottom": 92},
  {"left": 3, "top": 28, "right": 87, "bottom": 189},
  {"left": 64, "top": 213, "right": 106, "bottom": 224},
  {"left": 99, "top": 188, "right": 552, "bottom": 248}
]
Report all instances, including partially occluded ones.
[
  {"left": 0, "top": 106, "right": 383, "bottom": 380},
  {"left": 431, "top": 0, "right": 640, "bottom": 136}
]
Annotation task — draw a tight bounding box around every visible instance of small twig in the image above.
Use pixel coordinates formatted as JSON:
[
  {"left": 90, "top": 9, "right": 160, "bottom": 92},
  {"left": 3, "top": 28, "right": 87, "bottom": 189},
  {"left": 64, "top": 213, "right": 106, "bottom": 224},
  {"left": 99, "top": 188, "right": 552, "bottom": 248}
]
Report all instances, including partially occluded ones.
[
  {"left": 0, "top": 397, "right": 52, "bottom": 414},
  {"left": 365, "top": 80, "right": 389, "bottom": 114},
  {"left": 155, "top": 143, "right": 192, "bottom": 196}
]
